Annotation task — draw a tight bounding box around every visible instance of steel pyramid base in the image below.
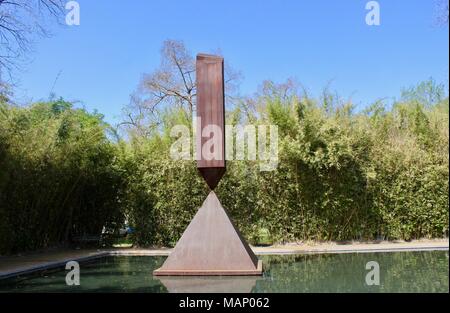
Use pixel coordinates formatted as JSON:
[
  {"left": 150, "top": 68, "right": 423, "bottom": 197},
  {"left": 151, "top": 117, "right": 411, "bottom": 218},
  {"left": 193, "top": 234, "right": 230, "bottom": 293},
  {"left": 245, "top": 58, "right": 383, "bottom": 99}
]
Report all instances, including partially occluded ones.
[{"left": 153, "top": 191, "right": 263, "bottom": 276}]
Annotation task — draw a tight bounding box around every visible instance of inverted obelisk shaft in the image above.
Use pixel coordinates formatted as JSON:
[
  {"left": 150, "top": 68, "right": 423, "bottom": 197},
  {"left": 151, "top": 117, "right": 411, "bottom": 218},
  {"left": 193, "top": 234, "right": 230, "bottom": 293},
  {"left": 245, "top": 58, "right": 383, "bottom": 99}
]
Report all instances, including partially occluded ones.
[{"left": 196, "top": 54, "right": 226, "bottom": 190}]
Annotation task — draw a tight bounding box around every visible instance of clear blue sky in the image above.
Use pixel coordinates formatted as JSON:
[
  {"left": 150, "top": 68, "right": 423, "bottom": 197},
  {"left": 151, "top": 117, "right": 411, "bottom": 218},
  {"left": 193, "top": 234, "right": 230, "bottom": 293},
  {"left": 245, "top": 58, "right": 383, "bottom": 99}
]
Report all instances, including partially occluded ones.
[{"left": 15, "top": 0, "right": 449, "bottom": 124}]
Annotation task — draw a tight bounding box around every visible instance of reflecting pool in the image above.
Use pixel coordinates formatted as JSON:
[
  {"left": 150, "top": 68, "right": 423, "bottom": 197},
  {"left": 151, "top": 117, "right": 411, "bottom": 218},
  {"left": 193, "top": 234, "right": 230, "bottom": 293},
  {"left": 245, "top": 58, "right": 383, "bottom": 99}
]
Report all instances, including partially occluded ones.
[{"left": 1, "top": 251, "right": 448, "bottom": 293}]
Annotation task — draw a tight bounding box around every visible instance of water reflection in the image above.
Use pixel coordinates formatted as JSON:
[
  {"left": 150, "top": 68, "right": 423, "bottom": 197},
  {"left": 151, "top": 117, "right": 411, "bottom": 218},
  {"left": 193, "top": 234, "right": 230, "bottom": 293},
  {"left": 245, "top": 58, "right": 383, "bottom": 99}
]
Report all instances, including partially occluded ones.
[
  {"left": 256, "top": 251, "right": 449, "bottom": 293},
  {"left": 0, "top": 251, "right": 448, "bottom": 293},
  {"left": 158, "top": 276, "right": 257, "bottom": 293}
]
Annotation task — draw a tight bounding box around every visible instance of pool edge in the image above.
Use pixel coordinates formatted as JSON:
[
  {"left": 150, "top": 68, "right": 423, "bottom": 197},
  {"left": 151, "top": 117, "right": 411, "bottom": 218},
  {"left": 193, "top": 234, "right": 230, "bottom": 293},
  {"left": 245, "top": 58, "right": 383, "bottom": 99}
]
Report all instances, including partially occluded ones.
[{"left": 1, "top": 244, "right": 448, "bottom": 281}]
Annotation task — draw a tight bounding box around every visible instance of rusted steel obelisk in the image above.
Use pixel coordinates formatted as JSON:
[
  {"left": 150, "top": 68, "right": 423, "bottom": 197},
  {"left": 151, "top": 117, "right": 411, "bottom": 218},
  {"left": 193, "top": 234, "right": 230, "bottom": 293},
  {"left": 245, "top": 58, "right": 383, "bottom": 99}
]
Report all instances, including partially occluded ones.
[{"left": 153, "top": 54, "right": 262, "bottom": 276}]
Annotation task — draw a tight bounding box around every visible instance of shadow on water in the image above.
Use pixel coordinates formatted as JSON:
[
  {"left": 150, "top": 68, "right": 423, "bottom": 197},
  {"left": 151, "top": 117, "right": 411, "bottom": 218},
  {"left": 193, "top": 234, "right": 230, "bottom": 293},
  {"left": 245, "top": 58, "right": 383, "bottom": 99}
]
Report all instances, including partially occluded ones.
[{"left": 0, "top": 251, "right": 448, "bottom": 293}]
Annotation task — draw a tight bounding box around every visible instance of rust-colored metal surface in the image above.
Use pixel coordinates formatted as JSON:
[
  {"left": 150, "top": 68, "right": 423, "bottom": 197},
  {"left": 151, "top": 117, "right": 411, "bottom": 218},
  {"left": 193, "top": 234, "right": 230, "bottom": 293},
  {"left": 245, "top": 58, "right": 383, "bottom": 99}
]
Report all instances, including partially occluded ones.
[
  {"left": 153, "top": 54, "right": 262, "bottom": 277},
  {"left": 153, "top": 192, "right": 262, "bottom": 276},
  {"left": 196, "top": 54, "right": 226, "bottom": 190}
]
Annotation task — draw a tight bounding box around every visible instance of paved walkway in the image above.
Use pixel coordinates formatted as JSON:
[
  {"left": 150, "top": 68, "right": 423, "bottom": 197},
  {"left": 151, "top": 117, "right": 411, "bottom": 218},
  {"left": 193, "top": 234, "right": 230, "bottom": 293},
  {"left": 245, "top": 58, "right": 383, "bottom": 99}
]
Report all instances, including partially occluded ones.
[
  {"left": 0, "top": 249, "right": 109, "bottom": 279},
  {"left": 1, "top": 239, "right": 448, "bottom": 279}
]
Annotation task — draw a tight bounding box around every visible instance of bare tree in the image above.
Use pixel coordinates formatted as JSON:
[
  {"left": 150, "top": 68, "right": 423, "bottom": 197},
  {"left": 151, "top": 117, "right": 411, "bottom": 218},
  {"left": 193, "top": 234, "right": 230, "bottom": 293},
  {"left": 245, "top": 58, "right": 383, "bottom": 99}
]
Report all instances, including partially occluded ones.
[
  {"left": 0, "top": 0, "right": 64, "bottom": 81},
  {"left": 434, "top": 0, "right": 449, "bottom": 26},
  {"left": 121, "top": 39, "right": 242, "bottom": 137},
  {"left": 141, "top": 40, "right": 196, "bottom": 117}
]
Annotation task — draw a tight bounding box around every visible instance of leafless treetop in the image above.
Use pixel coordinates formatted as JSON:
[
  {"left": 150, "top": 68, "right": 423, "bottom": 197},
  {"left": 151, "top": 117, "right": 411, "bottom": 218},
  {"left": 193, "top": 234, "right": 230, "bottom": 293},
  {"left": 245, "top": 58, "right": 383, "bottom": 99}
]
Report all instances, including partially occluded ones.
[
  {"left": 122, "top": 39, "right": 242, "bottom": 138},
  {"left": 434, "top": 0, "right": 449, "bottom": 26},
  {"left": 0, "top": 0, "right": 64, "bottom": 81}
]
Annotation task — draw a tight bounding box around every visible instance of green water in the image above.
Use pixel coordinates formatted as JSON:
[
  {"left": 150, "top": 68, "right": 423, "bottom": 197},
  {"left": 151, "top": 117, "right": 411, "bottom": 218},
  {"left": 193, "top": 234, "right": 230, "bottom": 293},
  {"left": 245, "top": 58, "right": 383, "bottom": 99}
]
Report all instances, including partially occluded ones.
[{"left": 1, "top": 251, "right": 448, "bottom": 293}]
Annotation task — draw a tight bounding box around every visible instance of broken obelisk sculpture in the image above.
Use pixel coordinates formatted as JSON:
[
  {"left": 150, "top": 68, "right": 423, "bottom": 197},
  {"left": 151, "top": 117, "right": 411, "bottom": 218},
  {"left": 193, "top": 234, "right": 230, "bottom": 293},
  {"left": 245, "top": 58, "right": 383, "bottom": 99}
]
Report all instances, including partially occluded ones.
[{"left": 153, "top": 54, "right": 262, "bottom": 276}]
